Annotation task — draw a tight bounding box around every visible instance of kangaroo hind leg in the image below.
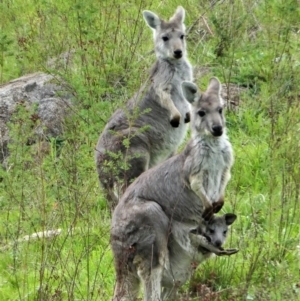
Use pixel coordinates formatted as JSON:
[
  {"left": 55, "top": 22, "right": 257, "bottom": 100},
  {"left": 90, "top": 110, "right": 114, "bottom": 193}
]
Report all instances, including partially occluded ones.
[
  {"left": 135, "top": 201, "right": 170, "bottom": 301},
  {"left": 112, "top": 272, "right": 140, "bottom": 301}
]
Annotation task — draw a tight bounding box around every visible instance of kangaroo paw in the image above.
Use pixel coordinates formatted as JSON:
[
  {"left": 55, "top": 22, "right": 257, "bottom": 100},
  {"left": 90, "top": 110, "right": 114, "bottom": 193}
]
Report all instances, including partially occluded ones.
[
  {"left": 190, "top": 232, "right": 239, "bottom": 256},
  {"left": 190, "top": 233, "right": 221, "bottom": 254},
  {"left": 213, "top": 198, "right": 224, "bottom": 213},
  {"left": 184, "top": 112, "right": 190, "bottom": 123},
  {"left": 202, "top": 206, "right": 214, "bottom": 221},
  {"left": 215, "top": 248, "right": 239, "bottom": 256}
]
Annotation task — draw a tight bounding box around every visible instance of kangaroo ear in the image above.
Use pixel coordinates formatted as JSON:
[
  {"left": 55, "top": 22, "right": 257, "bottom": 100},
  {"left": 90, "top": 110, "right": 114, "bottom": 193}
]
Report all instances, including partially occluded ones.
[
  {"left": 182, "top": 81, "right": 200, "bottom": 104},
  {"left": 207, "top": 77, "right": 222, "bottom": 95},
  {"left": 169, "top": 6, "right": 185, "bottom": 24},
  {"left": 224, "top": 213, "right": 237, "bottom": 225},
  {"left": 143, "top": 10, "right": 161, "bottom": 29}
]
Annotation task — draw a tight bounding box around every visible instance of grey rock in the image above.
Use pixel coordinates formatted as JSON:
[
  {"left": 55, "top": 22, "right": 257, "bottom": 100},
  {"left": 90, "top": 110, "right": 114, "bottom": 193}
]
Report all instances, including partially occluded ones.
[{"left": 0, "top": 72, "right": 72, "bottom": 163}]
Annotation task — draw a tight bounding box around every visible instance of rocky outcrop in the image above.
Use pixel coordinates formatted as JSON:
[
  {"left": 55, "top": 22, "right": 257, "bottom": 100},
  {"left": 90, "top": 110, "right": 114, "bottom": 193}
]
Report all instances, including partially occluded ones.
[{"left": 0, "top": 72, "right": 72, "bottom": 164}]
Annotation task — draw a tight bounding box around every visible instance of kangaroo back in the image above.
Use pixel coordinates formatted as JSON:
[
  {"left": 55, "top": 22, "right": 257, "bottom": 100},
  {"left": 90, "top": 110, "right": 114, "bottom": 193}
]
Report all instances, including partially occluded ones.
[{"left": 95, "top": 6, "right": 193, "bottom": 207}]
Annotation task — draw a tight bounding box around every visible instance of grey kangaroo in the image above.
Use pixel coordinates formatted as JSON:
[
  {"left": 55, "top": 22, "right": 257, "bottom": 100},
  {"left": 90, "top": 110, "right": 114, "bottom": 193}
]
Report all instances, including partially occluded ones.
[
  {"left": 162, "top": 213, "right": 237, "bottom": 300},
  {"left": 95, "top": 6, "right": 193, "bottom": 206},
  {"left": 110, "top": 78, "right": 236, "bottom": 301}
]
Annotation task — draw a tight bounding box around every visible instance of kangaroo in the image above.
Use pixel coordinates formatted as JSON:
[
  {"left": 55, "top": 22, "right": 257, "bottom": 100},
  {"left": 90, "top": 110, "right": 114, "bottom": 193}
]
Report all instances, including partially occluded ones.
[
  {"left": 110, "top": 78, "right": 236, "bottom": 301},
  {"left": 162, "top": 213, "right": 237, "bottom": 300},
  {"left": 95, "top": 6, "right": 193, "bottom": 207}
]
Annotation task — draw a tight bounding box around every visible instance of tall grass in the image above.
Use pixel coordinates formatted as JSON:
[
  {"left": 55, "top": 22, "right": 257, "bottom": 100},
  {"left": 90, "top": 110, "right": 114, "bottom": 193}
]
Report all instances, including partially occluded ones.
[{"left": 0, "top": 0, "right": 299, "bottom": 300}]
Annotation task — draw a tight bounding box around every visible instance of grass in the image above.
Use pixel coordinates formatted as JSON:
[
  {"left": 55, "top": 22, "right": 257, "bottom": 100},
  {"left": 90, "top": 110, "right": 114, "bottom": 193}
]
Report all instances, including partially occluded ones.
[{"left": 0, "top": 0, "right": 300, "bottom": 300}]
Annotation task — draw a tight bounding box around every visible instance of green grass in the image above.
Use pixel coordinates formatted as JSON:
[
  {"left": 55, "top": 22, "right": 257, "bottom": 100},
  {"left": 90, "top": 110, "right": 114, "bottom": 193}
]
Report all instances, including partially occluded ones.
[{"left": 1, "top": 0, "right": 300, "bottom": 300}]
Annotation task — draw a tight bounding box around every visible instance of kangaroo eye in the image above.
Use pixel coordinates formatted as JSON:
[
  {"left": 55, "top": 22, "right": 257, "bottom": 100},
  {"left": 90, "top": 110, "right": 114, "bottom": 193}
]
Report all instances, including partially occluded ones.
[
  {"left": 198, "top": 110, "right": 206, "bottom": 117},
  {"left": 223, "top": 230, "right": 227, "bottom": 235},
  {"left": 209, "top": 229, "right": 215, "bottom": 234},
  {"left": 218, "top": 108, "right": 223, "bottom": 114},
  {"left": 162, "top": 36, "right": 169, "bottom": 42},
  {"left": 180, "top": 35, "right": 185, "bottom": 40}
]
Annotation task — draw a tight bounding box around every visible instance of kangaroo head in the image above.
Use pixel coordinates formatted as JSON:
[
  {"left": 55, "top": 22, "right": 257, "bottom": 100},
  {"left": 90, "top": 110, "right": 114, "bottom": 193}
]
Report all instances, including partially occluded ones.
[
  {"left": 143, "top": 7, "right": 187, "bottom": 60},
  {"left": 182, "top": 78, "right": 225, "bottom": 138},
  {"left": 204, "top": 213, "right": 237, "bottom": 248}
]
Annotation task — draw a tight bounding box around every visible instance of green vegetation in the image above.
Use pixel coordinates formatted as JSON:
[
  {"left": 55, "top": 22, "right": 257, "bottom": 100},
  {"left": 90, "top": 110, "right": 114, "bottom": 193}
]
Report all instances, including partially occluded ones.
[{"left": 0, "top": 0, "right": 299, "bottom": 300}]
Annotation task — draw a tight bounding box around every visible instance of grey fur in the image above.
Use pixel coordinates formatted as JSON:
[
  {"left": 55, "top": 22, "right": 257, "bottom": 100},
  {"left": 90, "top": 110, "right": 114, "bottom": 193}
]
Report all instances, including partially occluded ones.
[
  {"left": 95, "top": 6, "right": 193, "bottom": 207},
  {"left": 162, "top": 213, "right": 237, "bottom": 300},
  {"left": 110, "top": 78, "right": 236, "bottom": 301}
]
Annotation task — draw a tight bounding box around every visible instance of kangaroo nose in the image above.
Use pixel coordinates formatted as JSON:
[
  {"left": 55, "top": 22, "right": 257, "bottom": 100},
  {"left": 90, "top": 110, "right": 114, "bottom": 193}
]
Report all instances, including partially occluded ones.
[
  {"left": 212, "top": 125, "right": 223, "bottom": 137},
  {"left": 215, "top": 240, "right": 222, "bottom": 248},
  {"left": 173, "top": 49, "right": 182, "bottom": 58}
]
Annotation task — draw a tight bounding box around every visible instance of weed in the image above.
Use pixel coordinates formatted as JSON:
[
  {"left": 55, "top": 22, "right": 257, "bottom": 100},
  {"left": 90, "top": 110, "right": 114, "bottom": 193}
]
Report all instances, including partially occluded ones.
[{"left": 0, "top": 0, "right": 300, "bottom": 300}]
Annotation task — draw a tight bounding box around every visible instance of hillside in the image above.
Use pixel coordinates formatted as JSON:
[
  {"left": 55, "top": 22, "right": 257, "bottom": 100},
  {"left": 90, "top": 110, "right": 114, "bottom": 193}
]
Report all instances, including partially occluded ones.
[{"left": 0, "top": 0, "right": 299, "bottom": 300}]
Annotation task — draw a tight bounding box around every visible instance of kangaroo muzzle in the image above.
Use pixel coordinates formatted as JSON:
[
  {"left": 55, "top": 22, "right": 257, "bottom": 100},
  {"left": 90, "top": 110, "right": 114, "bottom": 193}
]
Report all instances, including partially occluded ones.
[
  {"left": 212, "top": 125, "right": 223, "bottom": 137},
  {"left": 173, "top": 49, "right": 183, "bottom": 58}
]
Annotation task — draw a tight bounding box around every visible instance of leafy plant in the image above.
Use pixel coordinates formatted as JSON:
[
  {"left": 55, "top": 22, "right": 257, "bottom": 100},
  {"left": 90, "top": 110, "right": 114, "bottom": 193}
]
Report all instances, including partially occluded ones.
[{"left": 0, "top": 0, "right": 300, "bottom": 300}]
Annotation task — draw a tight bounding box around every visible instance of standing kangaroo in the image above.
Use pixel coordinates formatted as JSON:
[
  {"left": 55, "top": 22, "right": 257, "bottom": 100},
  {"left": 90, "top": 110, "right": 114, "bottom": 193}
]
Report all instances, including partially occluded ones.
[
  {"left": 110, "top": 78, "right": 236, "bottom": 301},
  {"left": 95, "top": 7, "right": 193, "bottom": 206}
]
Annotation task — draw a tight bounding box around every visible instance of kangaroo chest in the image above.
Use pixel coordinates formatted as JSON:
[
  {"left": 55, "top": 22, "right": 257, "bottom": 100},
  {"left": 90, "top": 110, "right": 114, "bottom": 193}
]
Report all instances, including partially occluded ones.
[
  {"left": 149, "top": 65, "right": 192, "bottom": 167},
  {"left": 203, "top": 154, "right": 227, "bottom": 203},
  {"left": 203, "top": 147, "right": 231, "bottom": 202},
  {"left": 149, "top": 123, "right": 188, "bottom": 168},
  {"left": 193, "top": 140, "right": 233, "bottom": 204}
]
